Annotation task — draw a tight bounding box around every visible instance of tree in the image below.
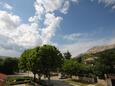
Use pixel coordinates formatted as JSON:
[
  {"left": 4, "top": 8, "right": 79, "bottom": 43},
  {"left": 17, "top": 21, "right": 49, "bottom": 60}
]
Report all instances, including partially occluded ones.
[
  {"left": 38, "top": 45, "right": 63, "bottom": 83},
  {"left": 0, "top": 58, "right": 4, "bottom": 73},
  {"left": 63, "top": 51, "right": 71, "bottom": 59},
  {"left": 20, "top": 47, "right": 40, "bottom": 81},
  {"left": 94, "top": 48, "right": 115, "bottom": 78},
  {"left": 61, "top": 59, "right": 78, "bottom": 77},
  {"left": 3, "top": 58, "right": 19, "bottom": 74},
  {"left": 20, "top": 45, "right": 63, "bottom": 83}
]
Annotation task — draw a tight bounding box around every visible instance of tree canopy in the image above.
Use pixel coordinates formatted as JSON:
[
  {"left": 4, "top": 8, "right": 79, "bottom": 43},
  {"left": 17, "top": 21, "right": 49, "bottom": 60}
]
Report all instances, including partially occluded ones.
[
  {"left": 20, "top": 45, "right": 63, "bottom": 82},
  {"left": 63, "top": 51, "right": 72, "bottom": 59}
]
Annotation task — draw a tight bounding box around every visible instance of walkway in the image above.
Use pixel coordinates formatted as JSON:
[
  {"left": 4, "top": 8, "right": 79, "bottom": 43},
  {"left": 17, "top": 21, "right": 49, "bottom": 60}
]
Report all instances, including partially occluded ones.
[{"left": 45, "top": 80, "right": 74, "bottom": 86}]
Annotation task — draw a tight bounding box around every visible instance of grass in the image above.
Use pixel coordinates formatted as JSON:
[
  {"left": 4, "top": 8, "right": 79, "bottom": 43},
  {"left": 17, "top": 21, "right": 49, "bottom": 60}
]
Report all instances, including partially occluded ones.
[
  {"left": 6, "top": 76, "right": 50, "bottom": 86},
  {"left": 6, "top": 76, "right": 33, "bottom": 85}
]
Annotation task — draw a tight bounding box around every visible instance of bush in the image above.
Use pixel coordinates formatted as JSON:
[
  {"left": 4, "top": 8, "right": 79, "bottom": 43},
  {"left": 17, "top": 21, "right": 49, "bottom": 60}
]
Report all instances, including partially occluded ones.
[{"left": 6, "top": 76, "right": 32, "bottom": 85}]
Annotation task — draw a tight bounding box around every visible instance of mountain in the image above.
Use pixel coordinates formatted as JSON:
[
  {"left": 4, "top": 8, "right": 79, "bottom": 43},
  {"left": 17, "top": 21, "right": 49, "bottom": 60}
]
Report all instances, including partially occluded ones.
[
  {"left": 0, "top": 56, "right": 15, "bottom": 59},
  {"left": 87, "top": 44, "right": 115, "bottom": 54}
]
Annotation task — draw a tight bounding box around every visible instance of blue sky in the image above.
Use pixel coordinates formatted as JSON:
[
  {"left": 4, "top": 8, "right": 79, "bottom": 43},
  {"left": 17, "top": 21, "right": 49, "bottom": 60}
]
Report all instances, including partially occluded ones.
[{"left": 0, "top": 0, "right": 115, "bottom": 57}]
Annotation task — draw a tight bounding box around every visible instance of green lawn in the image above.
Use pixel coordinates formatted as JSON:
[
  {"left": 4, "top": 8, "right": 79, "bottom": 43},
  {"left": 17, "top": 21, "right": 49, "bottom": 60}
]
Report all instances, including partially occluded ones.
[{"left": 6, "top": 76, "right": 33, "bottom": 86}]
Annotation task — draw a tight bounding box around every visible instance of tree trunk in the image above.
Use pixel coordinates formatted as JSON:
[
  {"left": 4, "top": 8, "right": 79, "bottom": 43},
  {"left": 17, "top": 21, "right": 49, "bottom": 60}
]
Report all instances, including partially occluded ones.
[
  {"left": 48, "top": 73, "right": 51, "bottom": 85},
  {"left": 38, "top": 73, "right": 41, "bottom": 81},
  {"left": 33, "top": 73, "right": 36, "bottom": 82}
]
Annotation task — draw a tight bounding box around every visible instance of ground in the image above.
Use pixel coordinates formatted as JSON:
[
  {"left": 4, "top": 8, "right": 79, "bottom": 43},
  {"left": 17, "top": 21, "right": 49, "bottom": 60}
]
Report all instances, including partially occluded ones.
[{"left": 7, "top": 72, "right": 104, "bottom": 86}]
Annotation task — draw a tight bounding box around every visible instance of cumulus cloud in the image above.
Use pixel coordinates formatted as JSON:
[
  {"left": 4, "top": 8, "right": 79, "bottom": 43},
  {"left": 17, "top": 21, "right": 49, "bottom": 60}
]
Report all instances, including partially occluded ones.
[
  {"left": 4, "top": 3, "right": 13, "bottom": 10},
  {"left": 29, "top": 0, "right": 79, "bottom": 44},
  {"left": 41, "top": 13, "right": 62, "bottom": 44},
  {"left": 0, "top": 0, "right": 78, "bottom": 56},
  {"left": 64, "top": 33, "right": 82, "bottom": 41},
  {"left": 0, "top": 11, "right": 42, "bottom": 52},
  {"left": 112, "top": 5, "right": 115, "bottom": 9},
  {"left": 60, "top": 1, "right": 70, "bottom": 14},
  {"left": 0, "top": 2, "right": 13, "bottom": 11}
]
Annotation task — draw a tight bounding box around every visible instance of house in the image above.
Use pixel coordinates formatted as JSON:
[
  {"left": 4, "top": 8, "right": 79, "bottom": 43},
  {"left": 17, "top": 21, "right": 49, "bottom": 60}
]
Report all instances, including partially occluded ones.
[{"left": 0, "top": 73, "right": 7, "bottom": 86}]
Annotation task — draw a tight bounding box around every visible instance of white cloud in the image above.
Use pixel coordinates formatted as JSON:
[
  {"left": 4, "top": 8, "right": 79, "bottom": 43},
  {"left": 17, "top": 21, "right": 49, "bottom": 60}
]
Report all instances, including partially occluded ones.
[
  {"left": 0, "top": 0, "right": 78, "bottom": 56},
  {"left": 60, "top": 1, "right": 70, "bottom": 14},
  {"left": 41, "top": 13, "right": 62, "bottom": 44},
  {"left": 4, "top": 3, "right": 13, "bottom": 10},
  {"left": 90, "top": 0, "right": 95, "bottom": 2},
  {"left": 29, "top": 0, "right": 78, "bottom": 44},
  {"left": 109, "top": 38, "right": 115, "bottom": 44},
  {"left": 71, "top": 0, "right": 79, "bottom": 3},
  {"left": 64, "top": 33, "right": 82, "bottom": 41},
  {"left": 112, "top": 5, "right": 115, "bottom": 9},
  {"left": 0, "top": 11, "right": 42, "bottom": 52},
  {"left": 0, "top": 2, "right": 13, "bottom": 11},
  {"left": 98, "top": 0, "right": 115, "bottom": 6},
  {"left": 60, "top": 39, "right": 109, "bottom": 57},
  {"left": 90, "top": 0, "right": 115, "bottom": 10}
]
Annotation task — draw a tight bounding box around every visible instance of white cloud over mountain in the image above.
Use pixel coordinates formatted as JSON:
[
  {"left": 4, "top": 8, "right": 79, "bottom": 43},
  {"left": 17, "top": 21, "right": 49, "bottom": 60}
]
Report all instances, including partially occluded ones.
[{"left": 60, "top": 38, "right": 114, "bottom": 57}]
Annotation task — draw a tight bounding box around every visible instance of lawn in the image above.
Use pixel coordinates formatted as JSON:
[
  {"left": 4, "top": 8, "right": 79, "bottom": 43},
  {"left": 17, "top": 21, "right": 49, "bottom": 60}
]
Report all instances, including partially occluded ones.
[{"left": 5, "top": 76, "right": 36, "bottom": 86}]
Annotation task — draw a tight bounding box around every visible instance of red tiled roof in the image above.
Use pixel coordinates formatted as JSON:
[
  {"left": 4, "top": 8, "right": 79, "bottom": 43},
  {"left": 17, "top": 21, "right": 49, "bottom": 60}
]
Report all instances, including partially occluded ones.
[{"left": 0, "top": 73, "right": 7, "bottom": 81}]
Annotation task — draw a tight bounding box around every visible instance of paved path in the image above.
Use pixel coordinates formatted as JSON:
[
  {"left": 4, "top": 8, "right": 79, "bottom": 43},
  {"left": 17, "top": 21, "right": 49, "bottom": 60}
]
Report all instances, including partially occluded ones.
[
  {"left": 8, "top": 73, "right": 74, "bottom": 86},
  {"left": 45, "top": 80, "right": 73, "bottom": 86}
]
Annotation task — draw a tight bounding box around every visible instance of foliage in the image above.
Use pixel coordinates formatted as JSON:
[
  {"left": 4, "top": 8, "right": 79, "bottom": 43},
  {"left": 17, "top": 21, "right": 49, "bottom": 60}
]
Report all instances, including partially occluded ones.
[
  {"left": 38, "top": 45, "right": 63, "bottom": 80},
  {"left": 19, "top": 47, "right": 40, "bottom": 81},
  {"left": 63, "top": 51, "right": 72, "bottom": 59},
  {"left": 94, "top": 48, "right": 115, "bottom": 76},
  {"left": 62, "top": 59, "right": 78, "bottom": 76},
  {"left": 20, "top": 44, "right": 63, "bottom": 82},
  {"left": 0, "top": 57, "right": 19, "bottom": 74},
  {"left": 75, "top": 53, "right": 93, "bottom": 63}
]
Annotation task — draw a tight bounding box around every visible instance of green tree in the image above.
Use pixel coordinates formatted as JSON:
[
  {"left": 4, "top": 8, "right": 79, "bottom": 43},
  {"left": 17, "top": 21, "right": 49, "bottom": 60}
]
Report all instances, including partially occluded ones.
[
  {"left": 20, "top": 47, "right": 40, "bottom": 81},
  {"left": 3, "top": 58, "right": 19, "bottom": 74},
  {"left": 38, "top": 45, "right": 63, "bottom": 82},
  {"left": 94, "top": 48, "right": 115, "bottom": 78},
  {"left": 62, "top": 59, "right": 78, "bottom": 77},
  {"left": 0, "top": 58, "right": 4, "bottom": 73},
  {"left": 64, "top": 51, "right": 71, "bottom": 59}
]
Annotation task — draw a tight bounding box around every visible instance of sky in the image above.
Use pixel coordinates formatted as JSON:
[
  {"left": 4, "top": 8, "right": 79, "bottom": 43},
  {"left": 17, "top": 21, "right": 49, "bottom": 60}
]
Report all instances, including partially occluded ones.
[{"left": 0, "top": 0, "right": 115, "bottom": 57}]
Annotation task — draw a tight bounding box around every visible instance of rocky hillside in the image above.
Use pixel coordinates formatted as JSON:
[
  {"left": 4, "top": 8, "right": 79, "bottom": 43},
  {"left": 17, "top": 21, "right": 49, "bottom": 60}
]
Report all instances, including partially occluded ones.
[{"left": 87, "top": 44, "right": 115, "bottom": 54}]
